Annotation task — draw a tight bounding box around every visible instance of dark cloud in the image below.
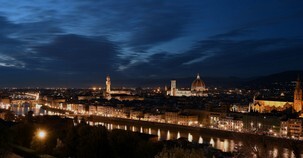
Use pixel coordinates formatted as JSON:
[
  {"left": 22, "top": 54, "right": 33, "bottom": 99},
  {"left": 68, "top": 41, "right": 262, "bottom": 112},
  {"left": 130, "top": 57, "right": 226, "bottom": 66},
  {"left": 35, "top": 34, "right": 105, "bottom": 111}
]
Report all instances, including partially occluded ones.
[
  {"left": 127, "top": 4, "right": 191, "bottom": 48},
  {"left": 0, "top": 1, "right": 302, "bottom": 87},
  {"left": 0, "top": 15, "right": 121, "bottom": 87},
  {"left": 124, "top": 38, "right": 303, "bottom": 78},
  {"left": 210, "top": 28, "right": 254, "bottom": 39},
  {"left": 73, "top": 1, "right": 193, "bottom": 51},
  {"left": 0, "top": 34, "right": 122, "bottom": 87},
  {"left": 31, "top": 34, "right": 120, "bottom": 75},
  {"left": 0, "top": 16, "right": 18, "bottom": 34}
]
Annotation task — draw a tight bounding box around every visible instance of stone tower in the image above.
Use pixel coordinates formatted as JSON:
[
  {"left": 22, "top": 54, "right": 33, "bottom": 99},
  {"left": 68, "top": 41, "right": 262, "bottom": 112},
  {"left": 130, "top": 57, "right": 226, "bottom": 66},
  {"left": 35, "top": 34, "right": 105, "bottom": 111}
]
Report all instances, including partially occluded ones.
[
  {"left": 106, "top": 75, "right": 111, "bottom": 93},
  {"left": 293, "top": 76, "right": 302, "bottom": 112},
  {"left": 105, "top": 75, "right": 111, "bottom": 100},
  {"left": 170, "top": 80, "right": 176, "bottom": 96}
]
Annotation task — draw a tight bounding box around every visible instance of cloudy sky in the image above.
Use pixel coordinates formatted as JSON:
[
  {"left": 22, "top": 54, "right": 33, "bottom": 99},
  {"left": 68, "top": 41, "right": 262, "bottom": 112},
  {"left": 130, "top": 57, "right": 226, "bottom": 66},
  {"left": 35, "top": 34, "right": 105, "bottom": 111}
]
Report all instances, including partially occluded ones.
[{"left": 0, "top": 0, "right": 303, "bottom": 87}]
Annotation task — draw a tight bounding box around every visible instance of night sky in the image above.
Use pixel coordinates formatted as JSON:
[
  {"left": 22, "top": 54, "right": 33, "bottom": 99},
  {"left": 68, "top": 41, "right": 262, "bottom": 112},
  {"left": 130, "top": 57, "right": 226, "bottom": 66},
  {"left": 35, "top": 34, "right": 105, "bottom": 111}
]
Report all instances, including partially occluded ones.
[{"left": 0, "top": 1, "right": 303, "bottom": 87}]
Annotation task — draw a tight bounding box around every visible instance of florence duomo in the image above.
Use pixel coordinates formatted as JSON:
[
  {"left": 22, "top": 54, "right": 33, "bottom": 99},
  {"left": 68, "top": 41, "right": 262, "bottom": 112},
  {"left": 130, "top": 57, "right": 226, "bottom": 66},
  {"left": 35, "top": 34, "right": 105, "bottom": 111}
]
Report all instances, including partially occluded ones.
[{"left": 167, "top": 73, "right": 207, "bottom": 97}]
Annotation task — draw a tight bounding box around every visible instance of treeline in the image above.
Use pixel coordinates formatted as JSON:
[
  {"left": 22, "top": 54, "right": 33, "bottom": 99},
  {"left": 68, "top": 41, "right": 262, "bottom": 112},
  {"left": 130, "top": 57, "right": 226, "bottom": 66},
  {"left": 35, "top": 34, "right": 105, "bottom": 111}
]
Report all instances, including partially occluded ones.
[
  {"left": 1, "top": 113, "right": 234, "bottom": 158},
  {"left": 0, "top": 116, "right": 164, "bottom": 158}
]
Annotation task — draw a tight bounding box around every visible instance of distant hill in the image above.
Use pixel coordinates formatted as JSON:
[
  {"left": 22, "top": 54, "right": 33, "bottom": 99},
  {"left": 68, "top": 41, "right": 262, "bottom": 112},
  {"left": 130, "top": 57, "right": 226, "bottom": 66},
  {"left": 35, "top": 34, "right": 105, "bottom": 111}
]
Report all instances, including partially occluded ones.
[
  {"left": 113, "top": 76, "right": 246, "bottom": 88},
  {"left": 112, "top": 70, "right": 303, "bottom": 89},
  {"left": 243, "top": 70, "right": 303, "bottom": 88}
]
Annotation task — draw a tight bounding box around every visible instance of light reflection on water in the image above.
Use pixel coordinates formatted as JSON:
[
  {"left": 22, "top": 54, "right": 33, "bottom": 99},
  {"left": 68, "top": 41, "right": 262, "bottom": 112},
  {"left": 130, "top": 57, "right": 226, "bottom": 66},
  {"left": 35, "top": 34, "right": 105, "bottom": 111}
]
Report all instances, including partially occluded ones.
[
  {"left": 188, "top": 133, "right": 193, "bottom": 142},
  {"left": 148, "top": 128, "right": 151, "bottom": 135},
  {"left": 141, "top": 126, "right": 236, "bottom": 154},
  {"left": 177, "top": 132, "right": 181, "bottom": 139},
  {"left": 167, "top": 130, "right": 170, "bottom": 140},
  {"left": 198, "top": 136, "right": 203, "bottom": 144},
  {"left": 99, "top": 121, "right": 238, "bottom": 152},
  {"left": 8, "top": 107, "right": 302, "bottom": 157},
  {"left": 157, "top": 129, "right": 161, "bottom": 141},
  {"left": 11, "top": 106, "right": 45, "bottom": 116},
  {"left": 210, "top": 138, "right": 214, "bottom": 147}
]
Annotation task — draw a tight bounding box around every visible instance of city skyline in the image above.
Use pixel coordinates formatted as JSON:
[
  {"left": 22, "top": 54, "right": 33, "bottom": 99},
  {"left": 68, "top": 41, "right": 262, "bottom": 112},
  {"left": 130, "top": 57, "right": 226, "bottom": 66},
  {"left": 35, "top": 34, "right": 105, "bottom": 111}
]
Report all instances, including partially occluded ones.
[{"left": 0, "top": 1, "right": 303, "bottom": 87}]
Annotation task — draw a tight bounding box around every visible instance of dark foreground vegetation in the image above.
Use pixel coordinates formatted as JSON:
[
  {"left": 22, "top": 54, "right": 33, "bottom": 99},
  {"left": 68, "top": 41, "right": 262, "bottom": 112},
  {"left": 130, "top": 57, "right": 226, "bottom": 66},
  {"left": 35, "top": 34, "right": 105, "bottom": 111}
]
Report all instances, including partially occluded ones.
[{"left": 0, "top": 112, "right": 229, "bottom": 158}]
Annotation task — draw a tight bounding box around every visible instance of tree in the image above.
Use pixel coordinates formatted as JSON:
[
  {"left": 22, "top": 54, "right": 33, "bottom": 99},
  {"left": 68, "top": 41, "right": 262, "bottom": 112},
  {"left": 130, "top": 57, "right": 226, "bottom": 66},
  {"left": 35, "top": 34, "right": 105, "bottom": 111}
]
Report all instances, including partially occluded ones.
[
  {"left": 0, "top": 123, "right": 12, "bottom": 157},
  {"left": 11, "top": 123, "right": 35, "bottom": 148},
  {"left": 4, "top": 111, "right": 15, "bottom": 121},
  {"left": 109, "top": 129, "right": 160, "bottom": 158},
  {"left": 62, "top": 126, "right": 78, "bottom": 157},
  {"left": 155, "top": 146, "right": 205, "bottom": 158},
  {"left": 63, "top": 124, "right": 112, "bottom": 158},
  {"left": 26, "top": 111, "right": 34, "bottom": 123},
  {"left": 76, "top": 125, "right": 111, "bottom": 158}
]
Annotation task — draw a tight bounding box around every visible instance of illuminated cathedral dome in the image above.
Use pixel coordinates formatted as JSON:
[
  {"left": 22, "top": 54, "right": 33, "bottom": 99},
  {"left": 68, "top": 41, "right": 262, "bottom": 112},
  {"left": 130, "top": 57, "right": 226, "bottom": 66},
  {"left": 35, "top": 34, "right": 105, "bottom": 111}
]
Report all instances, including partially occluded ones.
[{"left": 191, "top": 73, "right": 205, "bottom": 91}]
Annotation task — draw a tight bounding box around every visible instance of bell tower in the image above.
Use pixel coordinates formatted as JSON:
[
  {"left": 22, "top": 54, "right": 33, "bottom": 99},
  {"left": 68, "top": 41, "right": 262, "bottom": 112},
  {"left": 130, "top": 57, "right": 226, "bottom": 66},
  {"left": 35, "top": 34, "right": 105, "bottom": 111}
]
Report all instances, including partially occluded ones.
[
  {"left": 170, "top": 80, "right": 176, "bottom": 96},
  {"left": 293, "top": 76, "right": 302, "bottom": 112}
]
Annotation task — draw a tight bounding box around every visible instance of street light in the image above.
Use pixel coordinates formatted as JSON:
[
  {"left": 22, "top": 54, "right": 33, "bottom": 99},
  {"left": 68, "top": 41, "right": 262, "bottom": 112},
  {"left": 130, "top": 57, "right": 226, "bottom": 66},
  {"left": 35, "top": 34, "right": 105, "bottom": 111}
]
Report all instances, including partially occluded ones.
[
  {"left": 258, "top": 123, "right": 261, "bottom": 129},
  {"left": 37, "top": 130, "right": 46, "bottom": 140},
  {"left": 36, "top": 129, "right": 47, "bottom": 153}
]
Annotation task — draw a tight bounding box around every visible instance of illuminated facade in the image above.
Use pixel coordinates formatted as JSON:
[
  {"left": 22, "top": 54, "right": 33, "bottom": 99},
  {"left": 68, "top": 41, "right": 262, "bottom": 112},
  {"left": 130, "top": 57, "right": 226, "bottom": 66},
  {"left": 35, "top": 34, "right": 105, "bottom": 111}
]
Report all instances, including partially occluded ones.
[
  {"left": 105, "top": 75, "right": 111, "bottom": 100},
  {"left": 250, "top": 77, "right": 303, "bottom": 113},
  {"left": 167, "top": 74, "right": 207, "bottom": 97},
  {"left": 218, "top": 117, "right": 243, "bottom": 131},
  {"left": 294, "top": 76, "right": 302, "bottom": 112},
  {"left": 170, "top": 80, "right": 177, "bottom": 96},
  {"left": 250, "top": 100, "right": 293, "bottom": 113},
  {"left": 280, "top": 119, "right": 303, "bottom": 138},
  {"left": 104, "top": 75, "right": 137, "bottom": 101},
  {"left": 191, "top": 74, "right": 206, "bottom": 96}
]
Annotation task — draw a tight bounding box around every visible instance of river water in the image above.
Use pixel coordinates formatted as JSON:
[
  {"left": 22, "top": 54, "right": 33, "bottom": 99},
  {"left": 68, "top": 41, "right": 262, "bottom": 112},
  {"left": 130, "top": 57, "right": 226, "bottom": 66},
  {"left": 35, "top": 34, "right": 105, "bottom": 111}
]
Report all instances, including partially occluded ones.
[
  {"left": 6, "top": 106, "right": 302, "bottom": 157},
  {"left": 88, "top": 121, "right": 236, "bottom": 152}
]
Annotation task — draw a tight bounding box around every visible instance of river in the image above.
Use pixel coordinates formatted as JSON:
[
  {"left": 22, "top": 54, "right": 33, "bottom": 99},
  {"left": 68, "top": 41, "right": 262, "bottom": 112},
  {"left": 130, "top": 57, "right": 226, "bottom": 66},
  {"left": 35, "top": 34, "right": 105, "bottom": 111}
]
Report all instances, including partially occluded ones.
[{"left": 6, "top": 106, "right": 303, "bottom": 158}]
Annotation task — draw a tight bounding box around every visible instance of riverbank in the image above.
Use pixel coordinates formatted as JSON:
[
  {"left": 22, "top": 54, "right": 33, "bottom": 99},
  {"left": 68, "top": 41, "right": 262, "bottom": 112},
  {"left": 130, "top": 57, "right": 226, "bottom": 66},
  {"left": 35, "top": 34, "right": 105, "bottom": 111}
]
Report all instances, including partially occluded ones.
[{"left": 42, "top": 106, "right": 303, "bottom": 151}]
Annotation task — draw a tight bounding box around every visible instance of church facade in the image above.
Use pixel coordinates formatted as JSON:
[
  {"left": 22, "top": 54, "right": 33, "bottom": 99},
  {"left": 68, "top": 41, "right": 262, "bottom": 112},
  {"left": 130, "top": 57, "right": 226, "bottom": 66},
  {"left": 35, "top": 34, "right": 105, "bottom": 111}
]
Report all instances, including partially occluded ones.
[{"left": 250, "top": 77, "right": 303, "bottom": 114}]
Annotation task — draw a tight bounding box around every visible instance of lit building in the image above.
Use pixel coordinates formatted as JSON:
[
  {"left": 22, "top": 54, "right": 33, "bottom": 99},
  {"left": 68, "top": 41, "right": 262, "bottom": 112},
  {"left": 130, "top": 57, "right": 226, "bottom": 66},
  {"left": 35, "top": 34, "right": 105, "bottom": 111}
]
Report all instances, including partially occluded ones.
[
  {"left": 178, "top": 113, "right": 199, "bottom": 126},
  {"left": 191, "top": 74, "right": 206, "bottom": 96},
  {"left": 167, "top": 74, "right": 207, "bottom": 97},
  {"left": 218, "top": 117, "right": 243, "bottom": 131},
  {"left": 294, "top": 76, "right": 302, "bottom": 112},
  {"left": 143, "top": 113, "right": 163, "bottom": 122},
  {"left": 97, "top": 106, "right": 114, "bottom": 117},
  {"left": 103, "top": 75, "right": 141, "bottom": 101},
  {"left": 280, "top": 119, "right": 303, "bottom": 138},
  {"left": 230, "top": 104, "right": 249, "bottom": 113},
  {"left": 250, "top": 76, "right": 303, "bottom": 113},
  {"left": 280, "top": 121, "right": 288, "bottom": 137},
  {"left": 209, "top": 112, "right": 222, "bottom": 128},
  {"left": 89, "top": 105, "right": 97, "bottom": 115},
  {"left": 165, "top": 111, "right": 179, "bottom": 124},
  {"left": 250, "top": 99, "right": 293, "bottom": 113},
  {"left": 105, "top": 75, "right": 111, "bottom": 100},
  {"left": 66, "top": 103, "right": 85, "bottom": 113},
  {"left": 170, "top": 80, "right": 177, "bottom": 96},
  {"left": 130, "top": 110, "right": 144, "bottom": 120}
]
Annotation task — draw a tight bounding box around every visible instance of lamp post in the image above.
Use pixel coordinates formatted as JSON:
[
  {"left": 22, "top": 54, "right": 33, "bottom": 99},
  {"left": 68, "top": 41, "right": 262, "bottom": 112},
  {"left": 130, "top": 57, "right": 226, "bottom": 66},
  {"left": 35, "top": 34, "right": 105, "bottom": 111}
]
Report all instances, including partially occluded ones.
[{"left": 37, "top": 129, "right": 47, "bottom": 153}]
